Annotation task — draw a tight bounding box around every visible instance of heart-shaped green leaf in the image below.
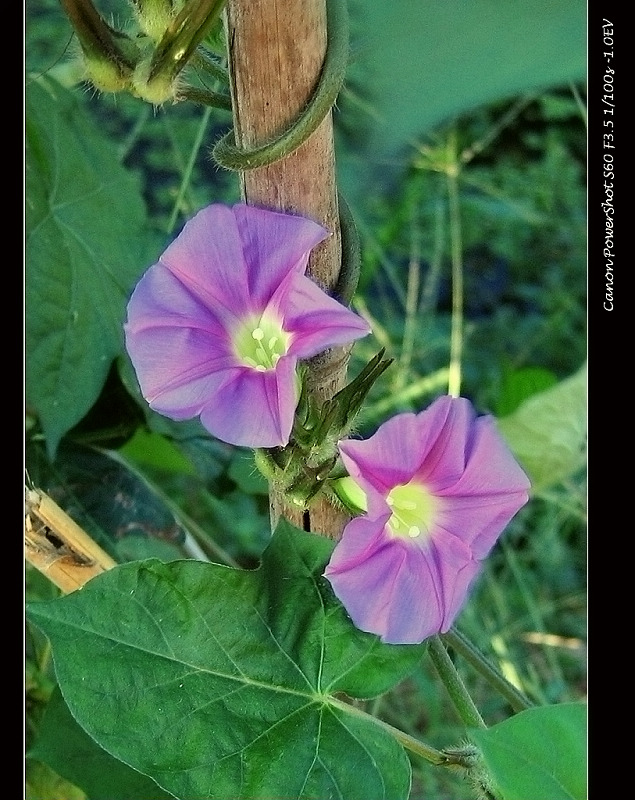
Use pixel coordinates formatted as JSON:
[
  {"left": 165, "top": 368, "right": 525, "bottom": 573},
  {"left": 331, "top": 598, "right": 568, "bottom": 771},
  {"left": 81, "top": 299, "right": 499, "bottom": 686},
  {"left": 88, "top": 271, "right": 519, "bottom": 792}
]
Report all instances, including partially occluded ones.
[
  {"left": 28, "top": 521, "right": 426, "bottom": 800},
  {"left": 470, "top": 702, "right": 587, "bottom": 800},
  {"left": 497, "top": 363, "right": 587, "bottom": 492},
  {"left": 25, "top": 76, "right": 153, "bottom": 455},
  {"left": 30, "top": 687, "right": 174, "bottom": 800}
]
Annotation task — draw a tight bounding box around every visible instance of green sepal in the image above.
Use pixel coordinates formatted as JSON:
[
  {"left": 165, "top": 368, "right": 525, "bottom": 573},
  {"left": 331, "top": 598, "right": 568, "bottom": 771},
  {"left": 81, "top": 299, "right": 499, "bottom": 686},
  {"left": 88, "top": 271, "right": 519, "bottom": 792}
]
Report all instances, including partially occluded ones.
[{"left": 332, "top": 476, "right": 367, "bottom": 515}]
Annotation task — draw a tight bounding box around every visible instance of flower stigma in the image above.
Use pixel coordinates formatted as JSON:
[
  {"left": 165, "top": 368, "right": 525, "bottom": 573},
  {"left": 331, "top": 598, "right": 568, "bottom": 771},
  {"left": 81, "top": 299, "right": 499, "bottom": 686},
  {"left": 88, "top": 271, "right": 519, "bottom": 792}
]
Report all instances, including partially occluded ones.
[
  {"left": 233, "top": 313, "right": 291, "bottom": 371},
  {"left": 386, "top": 481, "right": 437, "bottom": 540}
]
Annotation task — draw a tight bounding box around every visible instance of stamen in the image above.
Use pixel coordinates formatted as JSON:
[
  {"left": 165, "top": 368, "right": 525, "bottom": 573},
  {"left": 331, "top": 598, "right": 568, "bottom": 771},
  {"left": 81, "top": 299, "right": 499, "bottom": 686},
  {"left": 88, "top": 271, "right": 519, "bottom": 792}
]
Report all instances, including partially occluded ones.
[
  {"left": 234, "top": 315, "right": 291, "bottom": 371},
  {"left": 386, "top": 481, "right": 437, "bottom": 542},
  {"left": 399, "top": 500, "right": 417, "bottom": 510}
]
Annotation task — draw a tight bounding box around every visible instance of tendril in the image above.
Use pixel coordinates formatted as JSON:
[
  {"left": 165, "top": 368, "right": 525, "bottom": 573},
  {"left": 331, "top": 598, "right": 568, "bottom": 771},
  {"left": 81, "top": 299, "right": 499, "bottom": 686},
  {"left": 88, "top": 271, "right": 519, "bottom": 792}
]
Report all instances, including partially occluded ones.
[
  {"left": 334, "top": 191, "right": 361, "bottom": 306},
  {"left": 212, "top": 0, "right": 349, "bottom": 171},
  {"left": 213, "top": 0, "right": 360, "bottom": 304}
]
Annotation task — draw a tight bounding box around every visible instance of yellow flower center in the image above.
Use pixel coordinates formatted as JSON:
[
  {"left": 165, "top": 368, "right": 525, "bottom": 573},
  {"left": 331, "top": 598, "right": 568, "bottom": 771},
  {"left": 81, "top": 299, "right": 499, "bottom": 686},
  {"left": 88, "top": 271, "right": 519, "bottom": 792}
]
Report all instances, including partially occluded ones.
[
  {"left": 386, "top": 480, "right": 437, "bottom": 540},
  {"left": 233, "top": 314, "right": 291, "bottom": 371}
]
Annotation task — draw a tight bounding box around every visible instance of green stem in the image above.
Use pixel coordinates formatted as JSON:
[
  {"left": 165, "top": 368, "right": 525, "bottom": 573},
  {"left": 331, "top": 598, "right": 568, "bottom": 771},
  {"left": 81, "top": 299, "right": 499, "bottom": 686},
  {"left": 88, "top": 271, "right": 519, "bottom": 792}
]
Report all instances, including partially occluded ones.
[
  {"left": 328, "top": 696, "right": 472, "bottom": 769},
  {"left": 191, "top": 50, "right": 230, "bottom": 85},
  {"left": 60, "top": 0, "right": 137, "bottom": 70},
  {"left": 212, "top": 0, "right": 349, "bottom": 170},
  {"left": 446, "top": 130, "right": 463, "bottom": 398},
  {"left": 460, "top": 94, "right": 535, "bottom": 167},
  {"left": 334, "top": 192, "right": 361, "bottom": 305},
  {"left": 428, "top": 635, "right": 486, "bottom": 729},
  {"left": 180, "top": 85, "right": 232, "bottom": 110},
  {"left": 570, "top": 81, "right": 587, "bottom": 128},
  {"left": 443, "top": 627, "right": 533, "bottom": 713},
  {"left": 397, "top": 206, "right": 422, "bottom": 389},
  {"left": 38, "top": 638, "right": 53, "bottom": 675},
  {"left": 117, "top": 104, "right": 151, "bottom": 161},
  {"left": 149, "top": 0, "right": 227, "bottom": 82},
  {"left": 167, "top": 105, "right": 213, "bottom": 231}
]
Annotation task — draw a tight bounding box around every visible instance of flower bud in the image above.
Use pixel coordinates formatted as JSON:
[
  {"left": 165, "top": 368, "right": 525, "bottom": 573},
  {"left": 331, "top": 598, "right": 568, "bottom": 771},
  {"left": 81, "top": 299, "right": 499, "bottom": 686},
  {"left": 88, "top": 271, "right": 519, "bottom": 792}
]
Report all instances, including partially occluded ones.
[
  {"left": 131, "top": 56, "right": 179, "bottom": 105},
  {"left": 83, "top": 52, "right": 131, "bottom": 93},
  {"left": 132, "top": 0, "right": 176, "bottom": 43},
  {"left": 60, "top": 0, "right": 139, "bottom": 93}
]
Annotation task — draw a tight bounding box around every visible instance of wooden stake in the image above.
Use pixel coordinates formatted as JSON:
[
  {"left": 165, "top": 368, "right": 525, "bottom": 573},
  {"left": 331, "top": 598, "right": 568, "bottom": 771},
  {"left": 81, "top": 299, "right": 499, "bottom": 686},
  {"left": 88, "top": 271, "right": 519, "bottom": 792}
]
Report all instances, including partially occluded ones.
[{"left": 225, "top": 0, "right": 351, "bottom": 539}]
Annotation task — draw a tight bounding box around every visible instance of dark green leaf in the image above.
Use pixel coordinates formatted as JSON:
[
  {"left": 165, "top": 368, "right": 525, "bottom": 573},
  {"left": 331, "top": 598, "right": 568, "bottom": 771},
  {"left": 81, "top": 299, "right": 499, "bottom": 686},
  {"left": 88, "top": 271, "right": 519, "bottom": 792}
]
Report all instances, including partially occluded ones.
[
  {"left": 339, "top": 0, "right": 586, "bottom": 204},
  {"left": 495, "top": 366, "right": 558, "bottom": 417},
  {"left": 470, "top": 702, "right": 587, "bottom": 800},
  {"left": 30, "top": 688, "right": 175, "bottom": 800},
  {"left": 497, "top": 364, "right": 586, "bottom": 492},
  {"left": 25, "top": 758, "right": 87, "bottom": 800},
  {"left": 25, "top": 76, "right": 153, "bottom": 456},
  {"left": 26, "top": 441, "right": 187, "bottom": 562},
  {"left": 118, "top": 429, "right": 196, "bottom": 476},
  {"left": 28, "top": 520, "right": 425, "bottom": 800}
]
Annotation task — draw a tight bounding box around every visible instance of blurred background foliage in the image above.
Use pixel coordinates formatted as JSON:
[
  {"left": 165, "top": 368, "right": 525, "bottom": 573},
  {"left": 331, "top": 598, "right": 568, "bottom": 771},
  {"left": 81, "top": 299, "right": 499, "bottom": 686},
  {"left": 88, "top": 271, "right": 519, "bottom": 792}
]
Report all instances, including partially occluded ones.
[{"left": 25, "top": 1, "right": 586, "bottom": 798}]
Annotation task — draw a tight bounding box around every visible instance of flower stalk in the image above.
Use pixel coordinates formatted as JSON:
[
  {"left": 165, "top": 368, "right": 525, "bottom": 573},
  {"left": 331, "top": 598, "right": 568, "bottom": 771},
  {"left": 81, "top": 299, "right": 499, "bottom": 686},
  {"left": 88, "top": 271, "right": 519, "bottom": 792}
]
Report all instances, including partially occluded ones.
[
  {"left": 146, "top": 0, "right": 227, "bottom": 85},
  {"left": 60, "top": 0, "right": 140, "bottom": 91},
  {"left": 443, "top": 627, "right": 534, "bottom": 713},
  {"left": 428, "top": 635, "right": 486, "bottom": 729}
]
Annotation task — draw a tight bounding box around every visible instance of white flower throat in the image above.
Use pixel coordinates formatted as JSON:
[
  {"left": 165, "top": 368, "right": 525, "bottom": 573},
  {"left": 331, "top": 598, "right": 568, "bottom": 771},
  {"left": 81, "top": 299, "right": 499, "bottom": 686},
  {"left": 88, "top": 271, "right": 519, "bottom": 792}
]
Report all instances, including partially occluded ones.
[
  {"left": 234, "top": 314, "right": 291, "bottom": 371},
  {"left": 387, "top": 481, "right": 437, "bottom": 540}
]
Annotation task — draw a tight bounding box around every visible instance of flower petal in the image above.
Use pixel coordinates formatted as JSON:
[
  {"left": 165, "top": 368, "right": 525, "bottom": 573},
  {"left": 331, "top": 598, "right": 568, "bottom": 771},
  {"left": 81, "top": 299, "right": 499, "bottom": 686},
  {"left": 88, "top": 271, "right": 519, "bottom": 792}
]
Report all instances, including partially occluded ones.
[
  {"left": 284, "top": 275, "right": 371, "bottom": 357},
  {"left": 325, "top": 515, "right": 480, "bottom": 644},
  {"left": 445, "top": 415, "right": 531, "bottom": 498},
  {"left": 124, "top": 264, "right": 239, "bottom": 415},
  {"left": 126, "top": 327, "right": 237, "bottom": 417},
  {"left": 433, "top": 416, "right": 530, "bottom": 556},
  {"left": 158, "top": 205, "right": 253, "bottom": 317},
  {"left": 324, "top": 511, "right": 392, "bottom": 571},
  {"left": 233, "top": 204, "right": 329, "bottom": 308},
  {"left": 338, "top": 413, "right": 424, "bottom": 495},
  {"left": 125, "top": 261, "right": 229, "bottom": 338},
  {"left": 418, "top": 527, "right": 482, "bottom": 633},
  {"left": 411, "top": 396, "right": 478, "bottom": 489},
  {"left": 324, "top": 515, "right": 403, "bottom": 635},
  {"left": 199, "top": 356, "right": 298, "bottom": 448}
]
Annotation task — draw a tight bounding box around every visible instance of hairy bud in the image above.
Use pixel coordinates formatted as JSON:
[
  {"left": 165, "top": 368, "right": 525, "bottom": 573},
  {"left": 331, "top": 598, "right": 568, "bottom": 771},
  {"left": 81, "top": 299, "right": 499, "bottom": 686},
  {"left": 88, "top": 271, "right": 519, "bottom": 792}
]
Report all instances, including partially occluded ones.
[
  {"left": 132, "top": 0, "right": 176, "bottom": 42},
  {"left": 131, "top": 56, "right": 179, "bottom": 105}
]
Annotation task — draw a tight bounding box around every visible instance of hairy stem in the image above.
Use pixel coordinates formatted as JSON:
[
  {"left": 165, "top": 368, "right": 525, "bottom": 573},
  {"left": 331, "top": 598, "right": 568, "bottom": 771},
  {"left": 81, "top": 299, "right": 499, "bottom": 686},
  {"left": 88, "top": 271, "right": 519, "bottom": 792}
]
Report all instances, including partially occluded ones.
[
  {"left": 328, "top": 696, "right": 475, "bottom": 769},
  {"left": 428, "top": 635, "right": 486, "bottom": 728},
  {"left": 443, "top": 627, "right": 534, "bottom": 713}
]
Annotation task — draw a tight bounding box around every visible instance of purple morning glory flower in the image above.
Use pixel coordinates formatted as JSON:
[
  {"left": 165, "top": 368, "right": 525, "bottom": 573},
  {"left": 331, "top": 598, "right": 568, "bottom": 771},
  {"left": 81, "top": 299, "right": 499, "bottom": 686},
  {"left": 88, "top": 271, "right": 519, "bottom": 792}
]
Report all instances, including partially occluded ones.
[
  {"left": 324, "top": 396, "right": 530, "bottom": 644},
  {"left": 124, "top": 203, "right": 370, "bottom": 448}
]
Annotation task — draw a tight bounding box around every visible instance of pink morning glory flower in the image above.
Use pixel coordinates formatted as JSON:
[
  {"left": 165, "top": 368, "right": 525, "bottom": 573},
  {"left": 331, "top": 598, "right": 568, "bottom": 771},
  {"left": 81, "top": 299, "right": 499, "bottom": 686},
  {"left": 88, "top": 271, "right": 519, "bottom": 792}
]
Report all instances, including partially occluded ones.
[
  {"left": 124, "top": 203, "right": 370, "bottom": 448},
  {"left": 324, "top": 396, "right": 530, "bottom": 644}
]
